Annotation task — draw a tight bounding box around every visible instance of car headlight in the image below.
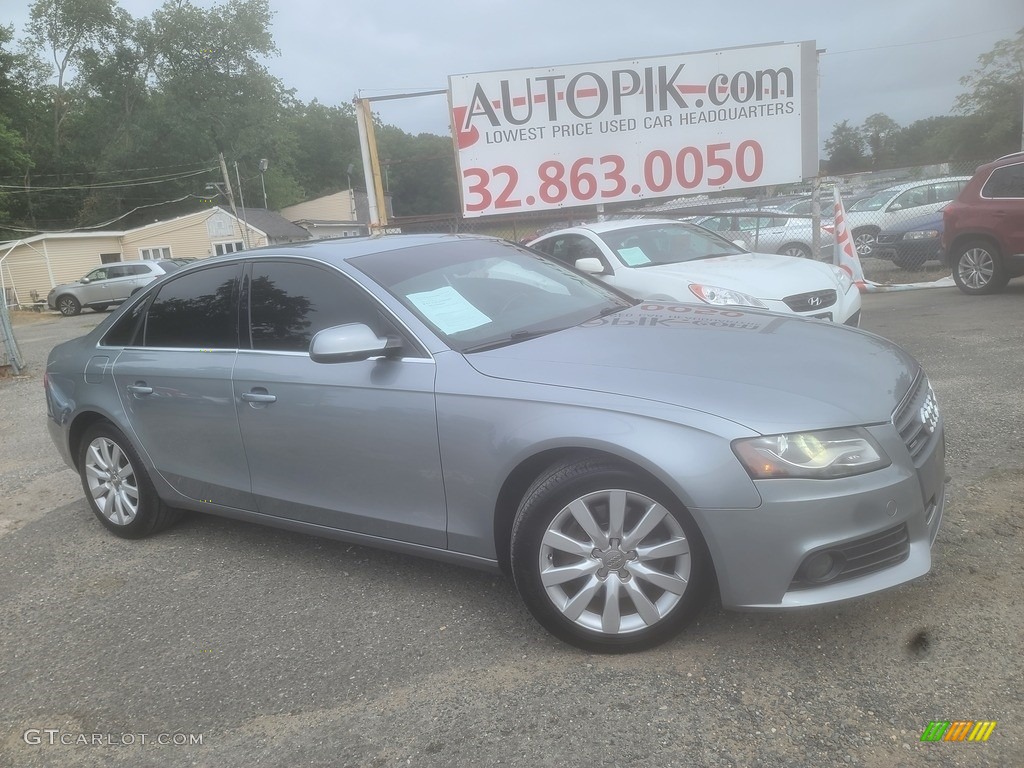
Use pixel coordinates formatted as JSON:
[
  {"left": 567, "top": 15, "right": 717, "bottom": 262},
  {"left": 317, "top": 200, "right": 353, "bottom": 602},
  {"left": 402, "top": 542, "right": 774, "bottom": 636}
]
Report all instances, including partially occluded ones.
[
  {"left": 904, "top": 229, "right": 940, "bottom": 240},
  {"left": 829, "top": 265, "right": 853, "bottom": 292},
  {"left": 689, "top": 283, "right": 767, "bottom": 308},
  {"left": 732, "top": 427, "right": 891, "bottom": 479}
]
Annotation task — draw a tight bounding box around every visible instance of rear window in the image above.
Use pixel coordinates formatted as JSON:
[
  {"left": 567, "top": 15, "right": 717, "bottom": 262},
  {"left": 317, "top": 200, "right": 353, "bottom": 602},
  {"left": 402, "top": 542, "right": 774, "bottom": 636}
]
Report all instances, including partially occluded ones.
[{"left": 982, "top": 163, "right": 1024, "bottom": 199}]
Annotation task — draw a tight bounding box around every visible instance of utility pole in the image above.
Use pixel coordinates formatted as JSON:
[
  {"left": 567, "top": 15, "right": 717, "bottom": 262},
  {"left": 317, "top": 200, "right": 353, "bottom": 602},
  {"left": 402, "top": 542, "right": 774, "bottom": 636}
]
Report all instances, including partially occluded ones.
[
  {"left": 234, "top": 161, "right": 251, "bottom": 250},
  {"left": 218, "top": 152, "right": 246, "bottom": 248}
]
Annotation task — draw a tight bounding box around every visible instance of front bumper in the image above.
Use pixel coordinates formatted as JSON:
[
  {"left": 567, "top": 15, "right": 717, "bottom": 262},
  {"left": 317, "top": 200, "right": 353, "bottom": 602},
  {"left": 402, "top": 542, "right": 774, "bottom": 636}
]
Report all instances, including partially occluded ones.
[{"left": 691, "top": 417, "right": 944, "bottom": 610}]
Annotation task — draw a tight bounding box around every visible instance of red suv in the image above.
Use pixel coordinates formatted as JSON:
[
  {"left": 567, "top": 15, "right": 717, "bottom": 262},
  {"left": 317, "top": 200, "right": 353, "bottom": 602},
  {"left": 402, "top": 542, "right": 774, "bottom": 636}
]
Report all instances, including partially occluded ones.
[{"left": 943, "top": 152, "right": 1024, "bottom": 294}]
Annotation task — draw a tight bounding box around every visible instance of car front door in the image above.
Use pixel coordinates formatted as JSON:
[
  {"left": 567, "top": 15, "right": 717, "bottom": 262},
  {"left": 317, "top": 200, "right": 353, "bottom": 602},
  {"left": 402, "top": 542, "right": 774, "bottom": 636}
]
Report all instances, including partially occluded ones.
[
  {"left": 111, "top": 262, "right": 255, "bottom": 510},
  {"left": 233, "top": 259, "right": 446, "bottom": 547},
  {"left": 78, "top": 267, "right": 114, "bottom": 306}
]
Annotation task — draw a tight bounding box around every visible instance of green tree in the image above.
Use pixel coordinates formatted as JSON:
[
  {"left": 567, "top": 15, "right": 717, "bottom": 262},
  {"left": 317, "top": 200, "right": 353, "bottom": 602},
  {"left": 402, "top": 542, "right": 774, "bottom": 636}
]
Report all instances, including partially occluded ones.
[
  {"left": 860, "top": 113, "right": 901, "bottom": 169},
  {"left": 955, "top": 27, "right": 1024, "bottom": 159},
  {"left": 25, "top": 0, "right": 120, "bottom": 166},
  {"left": 377, "top": 126, "right": 459, "bottom": 216},
  {"left": 824, "top": 120, "right": 867, "bottom": 174}
]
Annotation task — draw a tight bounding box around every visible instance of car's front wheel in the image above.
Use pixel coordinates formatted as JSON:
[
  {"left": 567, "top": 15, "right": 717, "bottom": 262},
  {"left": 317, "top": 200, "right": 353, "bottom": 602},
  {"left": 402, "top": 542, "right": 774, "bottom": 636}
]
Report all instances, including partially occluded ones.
[
  {"left": 778, "top": 243, "right": 811, "bottom": 259},
  {"left": 78, "top": 422, "right": 181, "bottom": 538},
  {"left": 510, "top": 458, "right": 711, "bottom": 652},
  {"left": 56, "top": 295, "right": 81, "bottom": 316},
  {"left": 852, "top": 228, "right": 878, "bottom": 257},
  {"left": 951, "top": 239, "right": 1008, "bottom": 295}
]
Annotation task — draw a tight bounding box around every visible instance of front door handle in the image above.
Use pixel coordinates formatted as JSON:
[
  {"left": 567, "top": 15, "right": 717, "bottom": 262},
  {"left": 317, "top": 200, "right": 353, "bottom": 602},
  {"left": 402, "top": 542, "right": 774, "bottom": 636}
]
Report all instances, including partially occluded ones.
[
  {"left": 127, "top": 383, "right": 153, "bottom": 395},
  {"left": 241, "top": 389, "right": 277, "bottom": 404}
]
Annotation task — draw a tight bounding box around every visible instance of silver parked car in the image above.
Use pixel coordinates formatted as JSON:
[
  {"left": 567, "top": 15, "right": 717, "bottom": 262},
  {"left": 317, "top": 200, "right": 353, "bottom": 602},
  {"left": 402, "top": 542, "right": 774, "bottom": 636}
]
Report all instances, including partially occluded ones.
[
  {"left": 47, "top": 259, "right": 188, "bottom": 316},
  {"left": 691, "top": 212, "right": 836, "bottom": 260},
  {"left": 46, "top": 235, "right": 945, "bottom": 652}
]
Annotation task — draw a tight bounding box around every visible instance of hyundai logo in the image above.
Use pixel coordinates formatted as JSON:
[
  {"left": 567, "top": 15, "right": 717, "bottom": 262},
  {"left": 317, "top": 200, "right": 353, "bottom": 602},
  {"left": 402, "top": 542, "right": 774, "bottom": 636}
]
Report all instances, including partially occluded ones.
[{"left": 807, "top": 296, "right": 822, "bottom": 307}]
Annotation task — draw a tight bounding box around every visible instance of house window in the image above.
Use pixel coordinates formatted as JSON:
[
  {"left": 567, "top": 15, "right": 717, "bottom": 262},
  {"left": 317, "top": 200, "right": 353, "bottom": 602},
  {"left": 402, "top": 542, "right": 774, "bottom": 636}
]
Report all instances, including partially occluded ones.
[
  {"left": 214, "top": 241, "right": 245, "bottom": 256},
  {"left": 100, "top": 253, "right": 122, "bottom": 264},
  {"left": 140, "top": 246, "right": 172, "bottom": 260}
]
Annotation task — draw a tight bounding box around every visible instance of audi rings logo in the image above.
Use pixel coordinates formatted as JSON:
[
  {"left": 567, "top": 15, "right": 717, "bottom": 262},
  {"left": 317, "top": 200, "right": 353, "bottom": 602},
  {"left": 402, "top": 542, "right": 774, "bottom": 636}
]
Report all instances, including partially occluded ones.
[
  {"left": 920, "top": 389, "right": 940, "bottom": 435},
  {"left": 807, "top": 296, "right": 822, "bottom": 307}
]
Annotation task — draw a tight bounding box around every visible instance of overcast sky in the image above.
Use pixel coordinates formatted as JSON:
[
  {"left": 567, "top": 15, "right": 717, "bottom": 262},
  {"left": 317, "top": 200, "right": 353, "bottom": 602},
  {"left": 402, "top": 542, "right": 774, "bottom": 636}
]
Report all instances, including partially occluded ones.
[{"left": 4, "top": 0, "right": 1023, "bottom": 147}]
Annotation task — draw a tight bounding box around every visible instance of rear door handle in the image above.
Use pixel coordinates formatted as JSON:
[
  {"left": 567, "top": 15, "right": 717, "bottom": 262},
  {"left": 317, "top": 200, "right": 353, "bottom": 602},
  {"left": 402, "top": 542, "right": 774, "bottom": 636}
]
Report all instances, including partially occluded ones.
[
  {"left": 127, "top": 383, "right": 153, "bottom": 395},
  {"left": 241, "top": 390, "right": 277, "bottom": 404}
]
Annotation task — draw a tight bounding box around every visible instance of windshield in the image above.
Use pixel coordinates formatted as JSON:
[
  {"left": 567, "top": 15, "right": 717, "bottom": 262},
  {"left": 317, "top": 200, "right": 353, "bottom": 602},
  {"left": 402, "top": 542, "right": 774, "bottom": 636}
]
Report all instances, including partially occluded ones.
[
  {"left": 353, "top": 239, "right": 634, "bottom": 353},
  {"left": 597, "top": 221, "right": 746, "bottom": 267},
  {"left": 848, "top": 189, "right": 895, "bottom": 211}
]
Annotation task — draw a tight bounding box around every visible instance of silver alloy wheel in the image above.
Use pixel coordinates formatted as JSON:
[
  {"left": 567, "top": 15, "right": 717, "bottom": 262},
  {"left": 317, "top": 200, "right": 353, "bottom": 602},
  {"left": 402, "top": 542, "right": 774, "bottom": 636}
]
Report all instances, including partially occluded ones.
[
  {"left": 84, "top": 437, "right": 140, "bottom": 526},
  {"left": 957, "top": 247, "right": 995, "bottom": 290},
  {"left": 538, "top": 488, "right": 691, "bottom": 635},
  {"left": 57, "top": 296, "right": 79, "bottom": 316},
  {"left": 854, "top": 232, "right": 875, "bottom": 256}
]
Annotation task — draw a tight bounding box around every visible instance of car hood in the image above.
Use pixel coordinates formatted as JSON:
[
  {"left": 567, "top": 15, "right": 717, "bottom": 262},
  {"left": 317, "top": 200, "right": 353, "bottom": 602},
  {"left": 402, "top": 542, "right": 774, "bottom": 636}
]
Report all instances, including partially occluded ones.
[
  {"left": 465, "top": 303, "right": 918, "bottom": 434},
  {"left": 627, "top": 253, "right": 842, "bottom": 301},
  {"left": 50, "top": 280, "right": 84, "bottom": 292}
]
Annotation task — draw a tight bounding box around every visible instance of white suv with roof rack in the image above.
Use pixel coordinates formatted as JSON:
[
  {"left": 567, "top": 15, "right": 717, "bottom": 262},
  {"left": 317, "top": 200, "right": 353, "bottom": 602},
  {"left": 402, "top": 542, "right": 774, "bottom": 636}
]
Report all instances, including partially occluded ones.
[{"left": 842, "top": 176, "right": 971, "bottom": 256}]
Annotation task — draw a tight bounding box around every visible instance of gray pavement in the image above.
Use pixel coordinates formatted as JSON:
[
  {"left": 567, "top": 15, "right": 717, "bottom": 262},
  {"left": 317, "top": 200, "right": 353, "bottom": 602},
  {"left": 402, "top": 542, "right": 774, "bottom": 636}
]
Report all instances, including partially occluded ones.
[{"left": 1, "top": 284, "right": 1021, "bottom": 768}]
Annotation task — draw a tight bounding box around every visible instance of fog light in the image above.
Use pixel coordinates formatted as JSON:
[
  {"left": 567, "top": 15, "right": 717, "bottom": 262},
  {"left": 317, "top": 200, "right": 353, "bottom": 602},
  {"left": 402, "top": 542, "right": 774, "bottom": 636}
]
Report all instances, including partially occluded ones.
[{"left": 798, "top": 550, "right": 845, "bottom": 584}]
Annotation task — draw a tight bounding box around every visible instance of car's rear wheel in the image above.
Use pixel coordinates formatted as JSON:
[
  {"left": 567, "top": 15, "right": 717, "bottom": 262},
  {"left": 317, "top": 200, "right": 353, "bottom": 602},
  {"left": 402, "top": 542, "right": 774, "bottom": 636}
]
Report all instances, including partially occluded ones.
[
  {"left": 778, "top": 243, "right": 811, "bottom": 259},
  {"left": 78, "top": 422, "right": 181, "bottom": 539},
  {"left": 510, "top": 458, "right": 711, "bottom": 652},
  {"left": 56, "top": 295, "right": 81, "bottom": 316},
  {"left": 951, "top": 239, "right": 1008, "bottom": 295},
  {"left": 853, "top": 228, "right": 878, "bottom": 257}
]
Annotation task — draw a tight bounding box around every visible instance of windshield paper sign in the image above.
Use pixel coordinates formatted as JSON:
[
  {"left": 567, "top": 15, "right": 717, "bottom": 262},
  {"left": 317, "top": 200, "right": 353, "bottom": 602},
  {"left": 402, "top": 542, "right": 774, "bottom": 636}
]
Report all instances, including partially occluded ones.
[{"left": 448, "top": 41, "right": 817, "bottom": 217}]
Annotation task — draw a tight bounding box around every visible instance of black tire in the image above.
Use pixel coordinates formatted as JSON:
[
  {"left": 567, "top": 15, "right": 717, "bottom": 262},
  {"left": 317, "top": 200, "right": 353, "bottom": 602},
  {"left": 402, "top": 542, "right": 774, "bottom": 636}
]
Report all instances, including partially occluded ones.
[
  {"left": 951, "top": 239, "right": 1008, "bottom": 295},
  {"left": 91, "top": 303, "right": 110, "bottom": 312},
  {"left": 510, "top": 457, "right": 712, "bottom": 652},
  {"left": 56, "top": 295, "right": 81, "bottom": 316},
  {"left": 77, "top": 422, "right": 181, "bottom": 539},
  {"left": 852, "top": 227, "right": 878, "bottom": 257},
  {"left": 778, "top": 242, "right": 811, "bottom": 259}
]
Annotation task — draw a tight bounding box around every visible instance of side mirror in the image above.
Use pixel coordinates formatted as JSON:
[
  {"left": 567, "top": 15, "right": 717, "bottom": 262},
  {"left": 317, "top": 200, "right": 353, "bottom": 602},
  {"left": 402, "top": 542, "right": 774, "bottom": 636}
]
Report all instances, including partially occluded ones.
[
  {"left": 80, "top": 277, "right": 91, "bottom": 284},
  {"left": 732, "top": 239, "right": 747, "bottom": 248},
  {"left": 309, "top": 323, "right": 400, "bottom": 364},
  {"left": 574, "top": 257, "right": 605, "bottom": 274}
]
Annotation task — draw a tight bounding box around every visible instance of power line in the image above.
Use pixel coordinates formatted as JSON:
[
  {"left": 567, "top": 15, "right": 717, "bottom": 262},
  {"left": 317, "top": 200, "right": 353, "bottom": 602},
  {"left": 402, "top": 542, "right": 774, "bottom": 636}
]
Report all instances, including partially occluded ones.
[
  {"left": 824, "top": 28, "right": 1009, "bottom": 56},
  {"left": 0, "top": 160, "right": 218, "bottom": 182},
  {"left": 0, "top": 166, "right": 218, "bottom": 193},
  {"left": 1, "top": 193, "right": 215, "bottom": 235}
]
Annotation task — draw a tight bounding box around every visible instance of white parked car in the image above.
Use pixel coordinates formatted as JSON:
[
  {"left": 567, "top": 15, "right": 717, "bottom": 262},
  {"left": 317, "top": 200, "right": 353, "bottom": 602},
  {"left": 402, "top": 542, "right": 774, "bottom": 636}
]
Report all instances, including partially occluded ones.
[
  {"left": 691, "top": 212, "right": 836, "bottom": 260},
  {"left": 528, "top": 219, "right": 862, "bottom": 326},
  {"left": 842, "top": 177, "right": 970, "bottom": 256}
]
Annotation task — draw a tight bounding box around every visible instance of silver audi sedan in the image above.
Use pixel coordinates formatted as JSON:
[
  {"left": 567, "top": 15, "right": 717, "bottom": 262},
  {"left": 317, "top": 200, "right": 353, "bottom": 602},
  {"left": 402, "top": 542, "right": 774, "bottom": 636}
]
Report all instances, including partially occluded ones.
[{"left": 45, "top": 234, "right": 945, "bottom": 652}]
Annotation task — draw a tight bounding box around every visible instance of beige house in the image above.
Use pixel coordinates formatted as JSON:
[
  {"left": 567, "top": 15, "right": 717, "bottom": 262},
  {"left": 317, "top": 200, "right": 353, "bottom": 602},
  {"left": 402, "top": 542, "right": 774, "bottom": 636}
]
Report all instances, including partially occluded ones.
[
  {"left": 1, "top": 206, "right": 309, "bottom": 308},
  {"left": 280, "top": 190, "right": 392, "bottom": 240}
]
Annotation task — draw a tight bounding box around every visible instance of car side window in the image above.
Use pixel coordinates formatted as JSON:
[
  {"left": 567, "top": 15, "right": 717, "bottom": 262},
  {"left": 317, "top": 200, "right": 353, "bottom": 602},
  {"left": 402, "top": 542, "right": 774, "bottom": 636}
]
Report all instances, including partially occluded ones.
[
  {"left": 248, "top": 261, "right": 409, "bottom": 354},
  {"left": 143, "top": 264, "right": 241, "bottom": 349},
  {"left": 106, "top": 265, "right": 130, "bottom": 279},
  {"left": 982, "top": 164, "right": 1024, "bottom": 198},
  {"left": 85, "top": 268, "right": 109, "bottom": 281},
  {"left": 890, "top": 187, "right": 929, "bottom": 210}
]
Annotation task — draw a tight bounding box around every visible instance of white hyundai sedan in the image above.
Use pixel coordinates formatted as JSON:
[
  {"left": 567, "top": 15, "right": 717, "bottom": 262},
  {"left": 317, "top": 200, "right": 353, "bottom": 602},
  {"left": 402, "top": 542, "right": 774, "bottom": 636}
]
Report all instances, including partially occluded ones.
[{"left": 529, "top": 219, "right": 862, "bottom": 326}]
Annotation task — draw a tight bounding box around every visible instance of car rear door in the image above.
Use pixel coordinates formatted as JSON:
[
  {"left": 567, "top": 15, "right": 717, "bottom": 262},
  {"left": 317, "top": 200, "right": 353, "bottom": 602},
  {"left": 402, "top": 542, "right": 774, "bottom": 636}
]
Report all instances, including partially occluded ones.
[
  {"left": 111, "top": 262, "right": 255, "bottom": 510},
  {"left": 232, "top": 259, "right": 447, "bottom": 547}
]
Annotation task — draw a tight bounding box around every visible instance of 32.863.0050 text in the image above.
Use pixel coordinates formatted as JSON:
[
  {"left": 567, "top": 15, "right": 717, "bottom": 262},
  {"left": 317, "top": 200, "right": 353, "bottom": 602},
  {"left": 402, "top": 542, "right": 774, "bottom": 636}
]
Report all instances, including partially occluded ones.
[{"left": 462, "top": 140, "right": 765, "bottom": 212}]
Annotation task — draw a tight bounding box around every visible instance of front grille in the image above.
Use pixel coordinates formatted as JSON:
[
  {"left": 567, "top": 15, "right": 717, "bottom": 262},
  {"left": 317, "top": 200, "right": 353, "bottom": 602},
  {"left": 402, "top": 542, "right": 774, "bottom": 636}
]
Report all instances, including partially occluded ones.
[
  {"left": 783, "top": 289, "right": 837, "bottom": 313},
  {"left": 790, "top": 524, "right": 910, "bottom": 590},
  {"left": 893, "top": 373, "right": 939, "bottom": 463}
]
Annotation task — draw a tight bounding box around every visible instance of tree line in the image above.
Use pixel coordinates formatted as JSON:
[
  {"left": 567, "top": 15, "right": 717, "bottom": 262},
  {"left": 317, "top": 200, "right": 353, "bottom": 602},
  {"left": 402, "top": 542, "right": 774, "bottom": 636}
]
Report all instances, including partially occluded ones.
[
  {"left": 823, "top": 28, "right": 1023, "bottom": 174},
  {"left": 0, "top": 1, "right": 1020, "bottom": 237},
  {"left": 0, "top": 0, "right": 460, "bottom": 237}
]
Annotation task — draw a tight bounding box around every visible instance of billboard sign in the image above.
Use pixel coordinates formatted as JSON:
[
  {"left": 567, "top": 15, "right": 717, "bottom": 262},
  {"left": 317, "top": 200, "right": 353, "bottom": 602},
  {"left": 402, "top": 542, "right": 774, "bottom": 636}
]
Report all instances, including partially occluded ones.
[{"left": 448, "top": 42, "right": 817, "bottom": 217}]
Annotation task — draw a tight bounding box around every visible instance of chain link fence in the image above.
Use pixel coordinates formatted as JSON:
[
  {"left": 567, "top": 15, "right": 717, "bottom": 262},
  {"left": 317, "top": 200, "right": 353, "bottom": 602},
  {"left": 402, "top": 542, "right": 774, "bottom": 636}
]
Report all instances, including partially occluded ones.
[{"left": 392, "top": 159, "right": 990, "bottom": 282}]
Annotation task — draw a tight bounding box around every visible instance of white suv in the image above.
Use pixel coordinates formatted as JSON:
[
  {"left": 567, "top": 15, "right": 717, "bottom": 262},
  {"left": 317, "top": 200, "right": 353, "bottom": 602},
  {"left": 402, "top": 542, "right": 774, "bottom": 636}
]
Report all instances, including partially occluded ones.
[
  {"left": 843, "top": 177, "right": 970, "bottom": 256},
  {"left": 47, "top": 260, "right": 186, "bottom": 316}
]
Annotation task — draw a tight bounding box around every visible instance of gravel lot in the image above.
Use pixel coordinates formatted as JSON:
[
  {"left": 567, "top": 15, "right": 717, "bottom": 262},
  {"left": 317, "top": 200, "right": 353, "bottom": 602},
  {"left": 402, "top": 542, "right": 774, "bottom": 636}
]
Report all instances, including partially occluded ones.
[{"left": 1, "top": 269, "right": 1021, "bottom": 767}]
